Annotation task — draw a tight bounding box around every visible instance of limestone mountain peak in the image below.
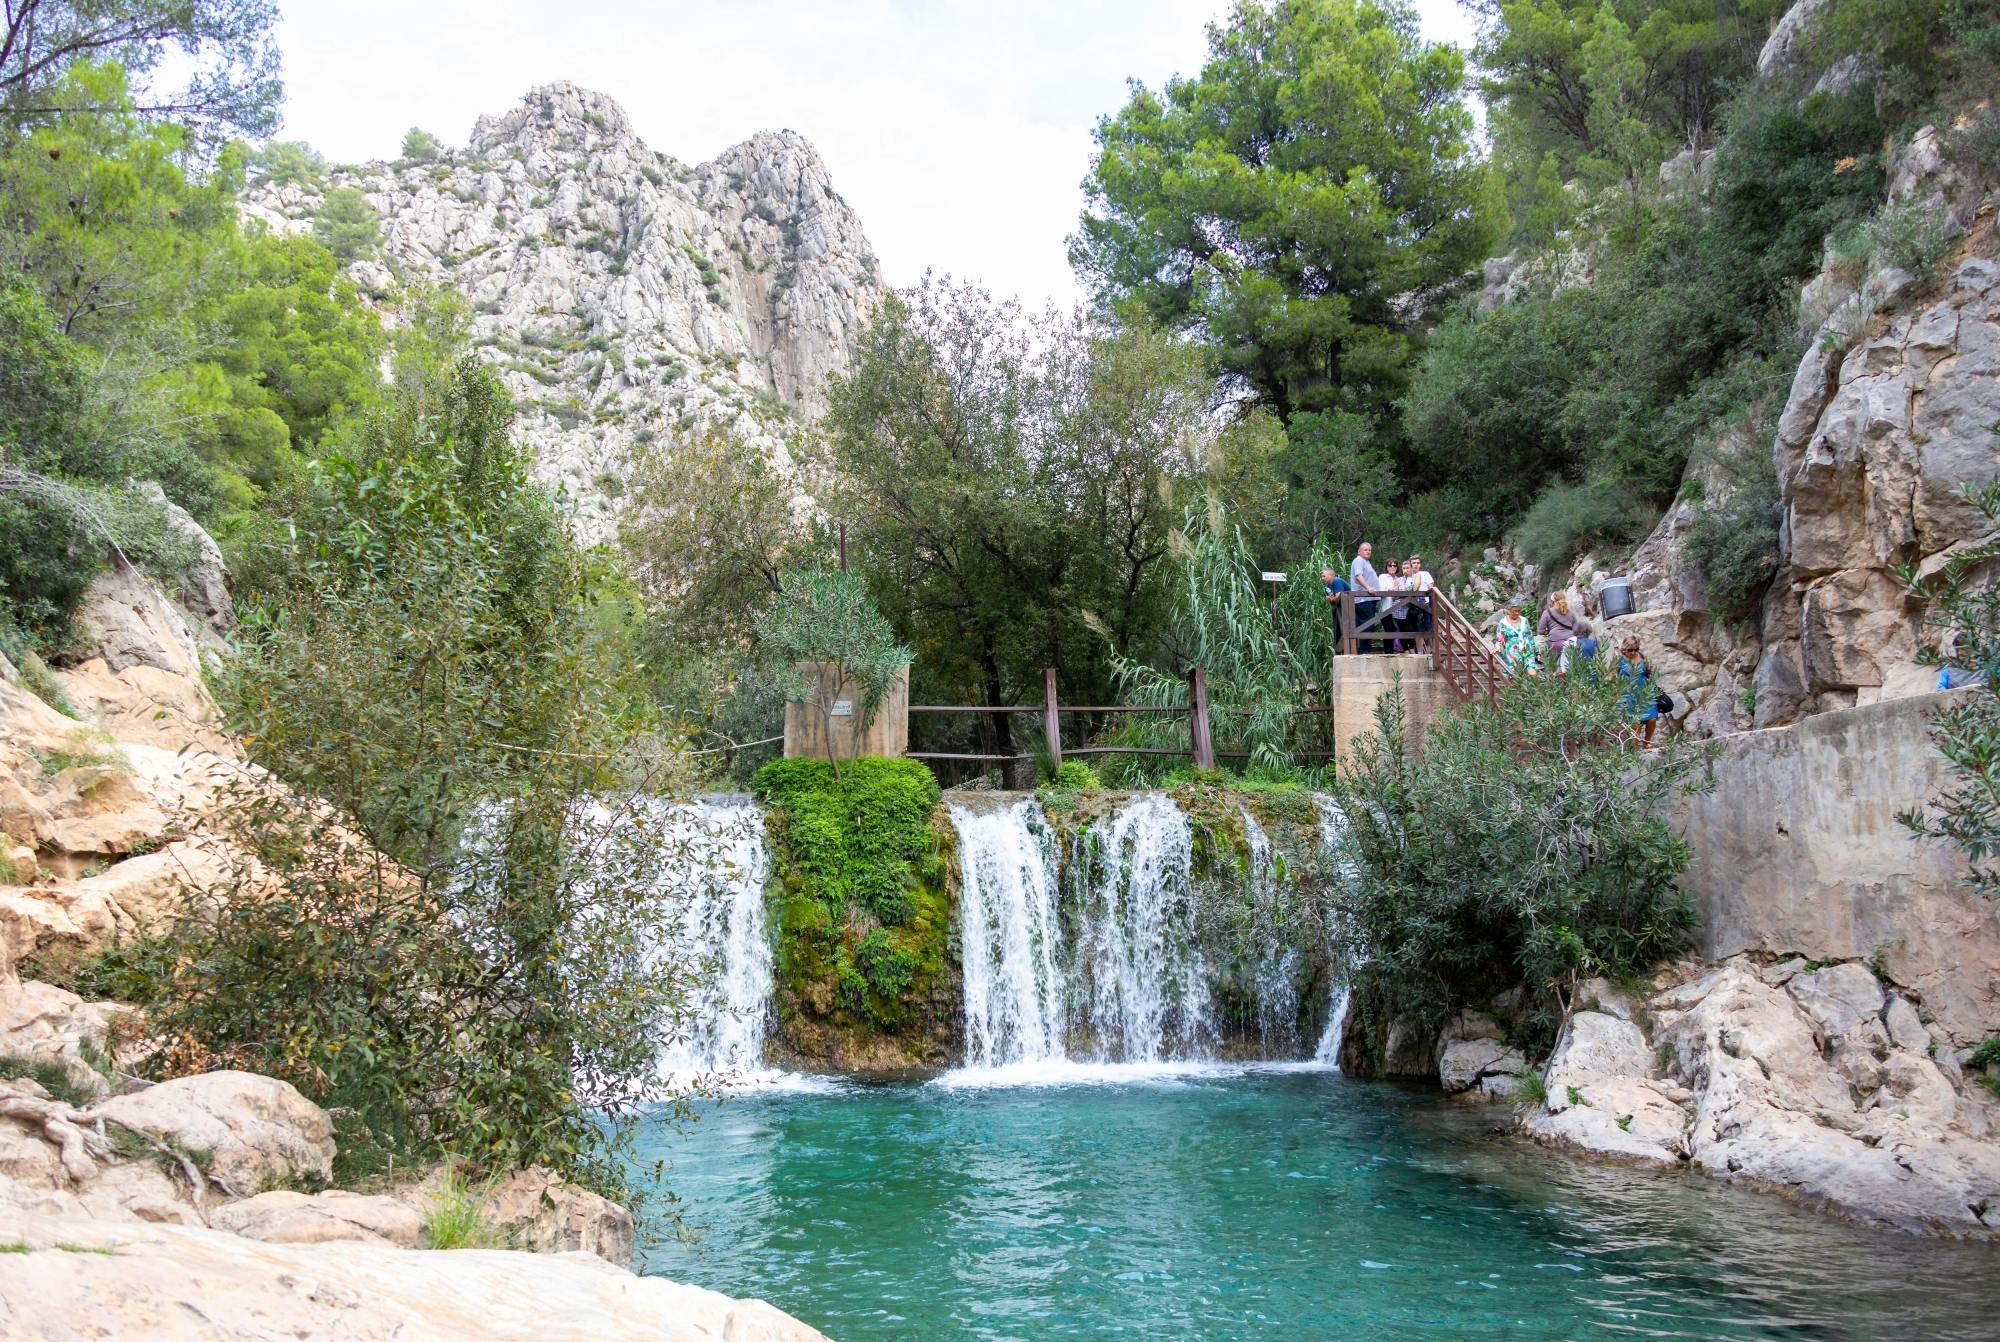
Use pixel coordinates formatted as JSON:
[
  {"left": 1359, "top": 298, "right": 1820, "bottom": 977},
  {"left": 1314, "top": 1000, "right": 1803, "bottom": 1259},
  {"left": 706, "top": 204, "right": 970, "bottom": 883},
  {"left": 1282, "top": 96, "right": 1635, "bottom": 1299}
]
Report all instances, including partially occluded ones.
[{"left": 241, "top": 84, "right": 888, "bottom": 535}]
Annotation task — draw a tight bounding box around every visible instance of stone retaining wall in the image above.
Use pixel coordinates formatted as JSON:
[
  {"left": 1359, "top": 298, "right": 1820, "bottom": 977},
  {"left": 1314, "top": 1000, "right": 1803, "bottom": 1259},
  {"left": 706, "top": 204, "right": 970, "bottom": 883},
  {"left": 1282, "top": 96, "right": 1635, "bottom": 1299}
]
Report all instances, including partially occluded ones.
[{"left": 1674, "top": 688, "right": 2000, "bottom": 1042}]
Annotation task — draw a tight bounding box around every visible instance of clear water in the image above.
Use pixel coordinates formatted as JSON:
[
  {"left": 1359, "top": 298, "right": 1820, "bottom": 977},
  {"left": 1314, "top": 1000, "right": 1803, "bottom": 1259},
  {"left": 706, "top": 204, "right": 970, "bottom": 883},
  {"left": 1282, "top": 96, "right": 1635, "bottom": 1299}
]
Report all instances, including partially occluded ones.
[{"left": 631, "top": 1069, "right": 1999, "bottom": 1341}]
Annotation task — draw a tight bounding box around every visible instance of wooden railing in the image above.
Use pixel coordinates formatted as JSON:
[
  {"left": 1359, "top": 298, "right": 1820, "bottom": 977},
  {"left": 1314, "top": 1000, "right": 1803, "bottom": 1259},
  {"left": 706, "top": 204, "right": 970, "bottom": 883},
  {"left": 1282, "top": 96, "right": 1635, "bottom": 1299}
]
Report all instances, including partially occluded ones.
[
  {"left": 1334, "top": 590, "right": 1432, "bottom": 657},
  {"left": 1334, "top": 588, "right": 1509, "bottom": 706},
  {"left": 909, "top": 667, "right": 1339, "bottom": 776},
  {"left": 1426, "top": 588, "right": 1509, "bottom": 706}
]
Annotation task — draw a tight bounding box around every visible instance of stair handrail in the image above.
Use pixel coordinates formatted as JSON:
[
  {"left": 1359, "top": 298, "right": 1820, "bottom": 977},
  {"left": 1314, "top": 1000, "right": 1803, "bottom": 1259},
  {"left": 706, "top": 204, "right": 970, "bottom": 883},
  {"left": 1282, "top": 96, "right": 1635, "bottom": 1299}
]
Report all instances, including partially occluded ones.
[{"left": 1427, "top": 588, "right": 1509, "bottom": 707}]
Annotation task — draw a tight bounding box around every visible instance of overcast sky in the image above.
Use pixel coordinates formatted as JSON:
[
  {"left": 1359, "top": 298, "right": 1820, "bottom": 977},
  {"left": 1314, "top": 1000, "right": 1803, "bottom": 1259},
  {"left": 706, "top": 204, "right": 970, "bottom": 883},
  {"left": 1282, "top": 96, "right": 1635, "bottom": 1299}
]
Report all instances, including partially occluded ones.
[{"left": 272, "top": 0, "right": 1480, "bottom": 311}]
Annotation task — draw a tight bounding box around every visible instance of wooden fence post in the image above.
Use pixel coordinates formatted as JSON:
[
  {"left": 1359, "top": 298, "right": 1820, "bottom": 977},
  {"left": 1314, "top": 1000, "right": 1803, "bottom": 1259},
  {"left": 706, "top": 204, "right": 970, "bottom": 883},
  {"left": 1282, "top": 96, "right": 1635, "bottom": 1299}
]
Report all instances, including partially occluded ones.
[
  {"left": 1187, "top": 666, "right": 1215, "bottom": 771},
  {"left": 1042, "top": 667, "right": 1062, "bottom": 772}
]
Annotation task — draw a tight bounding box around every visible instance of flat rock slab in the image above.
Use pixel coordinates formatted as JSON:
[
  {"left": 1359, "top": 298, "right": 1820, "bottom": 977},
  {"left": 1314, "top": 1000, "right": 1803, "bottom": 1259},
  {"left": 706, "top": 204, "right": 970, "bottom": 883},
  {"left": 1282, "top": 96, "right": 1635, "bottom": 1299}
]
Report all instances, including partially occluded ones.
[{"left": 0, "top": 1213, "right": 829, "bottom": 1342}]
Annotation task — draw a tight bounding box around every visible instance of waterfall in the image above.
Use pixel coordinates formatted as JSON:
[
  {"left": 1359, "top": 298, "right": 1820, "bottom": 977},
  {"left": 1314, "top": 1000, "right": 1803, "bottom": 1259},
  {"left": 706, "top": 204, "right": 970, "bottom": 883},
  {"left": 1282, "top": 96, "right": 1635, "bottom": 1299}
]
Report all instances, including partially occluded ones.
[
  {"left": 1239, "top": 808, "right": 1302, "bottom": 1052},
  {"left": 1311, "top": 792, "right": 1354, "bottom": 1066},
  {"left": 647, "top": 796, "right": 777, "bottom": 1082},
  {"left": 1072, "top": 794, "right": 1215, "bottom": 1063},
  {"left": 952, "top": 799, "right": 1067, "bottom": 1068}
]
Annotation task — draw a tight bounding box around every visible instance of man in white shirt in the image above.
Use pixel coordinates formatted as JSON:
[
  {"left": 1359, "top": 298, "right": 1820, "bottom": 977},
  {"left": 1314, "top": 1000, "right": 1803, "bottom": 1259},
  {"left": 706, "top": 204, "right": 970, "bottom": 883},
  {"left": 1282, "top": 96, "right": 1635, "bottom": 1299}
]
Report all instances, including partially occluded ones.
[{"left": 1349, "top": 542, "right": 1379, "bottom": 649}]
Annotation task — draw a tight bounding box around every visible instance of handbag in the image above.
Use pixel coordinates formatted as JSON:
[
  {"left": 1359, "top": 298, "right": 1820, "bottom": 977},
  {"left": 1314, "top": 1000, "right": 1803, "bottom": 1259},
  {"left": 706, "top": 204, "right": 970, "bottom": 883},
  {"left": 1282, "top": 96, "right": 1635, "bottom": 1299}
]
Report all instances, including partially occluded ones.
[{"left": 1655, "top": 688, "right": 1674, "bottom": 714}]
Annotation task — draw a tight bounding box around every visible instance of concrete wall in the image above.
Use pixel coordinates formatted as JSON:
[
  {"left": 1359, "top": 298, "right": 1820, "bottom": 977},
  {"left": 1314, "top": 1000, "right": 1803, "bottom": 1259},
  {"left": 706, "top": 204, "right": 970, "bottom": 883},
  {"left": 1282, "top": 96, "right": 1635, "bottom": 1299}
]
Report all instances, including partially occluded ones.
[
  {"left": 783, "top": 663, "right": 909, "bottom": 763},
  {"left": 1327, "top": 654, "right": 1454, "bottom": 773},
  {"left": 1674, "top": 688, "right": 2000, "bottom": 1042}
]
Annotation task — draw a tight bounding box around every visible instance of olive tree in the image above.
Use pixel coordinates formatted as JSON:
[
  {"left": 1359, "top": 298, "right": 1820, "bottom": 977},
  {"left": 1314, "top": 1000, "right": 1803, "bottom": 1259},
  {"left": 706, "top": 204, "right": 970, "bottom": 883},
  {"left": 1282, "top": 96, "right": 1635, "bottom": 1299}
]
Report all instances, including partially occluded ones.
[{"left": 754, "top": 565, "right": 911, "bottom": 780}]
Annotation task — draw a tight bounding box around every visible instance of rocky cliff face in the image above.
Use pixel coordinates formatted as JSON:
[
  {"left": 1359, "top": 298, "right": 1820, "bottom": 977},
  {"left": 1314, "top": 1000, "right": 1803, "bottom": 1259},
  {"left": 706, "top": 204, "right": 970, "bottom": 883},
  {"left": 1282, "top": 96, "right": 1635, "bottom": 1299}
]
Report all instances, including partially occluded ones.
[
  {"left": 1545, "top": 110, "right": 1999, "bottom": 739},
  {"left": 241, "top": 82, "right": 888, "bottom": 535}
]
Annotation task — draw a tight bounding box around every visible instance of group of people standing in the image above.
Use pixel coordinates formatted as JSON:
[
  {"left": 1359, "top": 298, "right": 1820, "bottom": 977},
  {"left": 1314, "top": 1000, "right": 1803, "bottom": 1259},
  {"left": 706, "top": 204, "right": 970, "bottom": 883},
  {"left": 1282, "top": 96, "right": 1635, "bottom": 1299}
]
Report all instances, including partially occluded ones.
[
  {"left": 1320, "top": 545, "right": 1669, "bottom": 744},
  {"left": 1493, "top": 590, "right": 1667, "bottom": 743},
  {"left": 1320, "top": 541, "right": 1435, "bottom": 651}
]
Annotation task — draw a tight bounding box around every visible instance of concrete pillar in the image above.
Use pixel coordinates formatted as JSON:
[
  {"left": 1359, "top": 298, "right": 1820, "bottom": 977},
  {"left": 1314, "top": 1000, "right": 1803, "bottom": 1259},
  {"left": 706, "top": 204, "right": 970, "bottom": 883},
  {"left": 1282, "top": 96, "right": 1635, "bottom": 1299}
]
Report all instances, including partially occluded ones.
[
  {"left": 1328, "top": 655, "right": 1453, "bottom": 772},
  {"left": 783, "top": 663, "right": 909, "bottom": 763}
]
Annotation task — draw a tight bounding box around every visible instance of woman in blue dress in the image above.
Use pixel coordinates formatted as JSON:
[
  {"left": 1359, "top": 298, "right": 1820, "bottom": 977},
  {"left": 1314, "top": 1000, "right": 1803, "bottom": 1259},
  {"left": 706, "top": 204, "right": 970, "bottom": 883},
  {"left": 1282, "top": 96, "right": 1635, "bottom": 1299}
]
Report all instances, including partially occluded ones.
[{"left": 1617, "top": 636, "right": 1659, "bottom": 745}]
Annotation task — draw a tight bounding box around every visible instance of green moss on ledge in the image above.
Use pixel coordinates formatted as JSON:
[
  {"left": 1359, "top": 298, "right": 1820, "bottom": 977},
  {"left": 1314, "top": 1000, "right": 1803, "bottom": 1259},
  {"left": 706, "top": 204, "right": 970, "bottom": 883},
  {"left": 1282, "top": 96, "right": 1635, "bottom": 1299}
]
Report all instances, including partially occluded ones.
[{"left": 755, "top": 758, "right": 959, "bottom": 1071}]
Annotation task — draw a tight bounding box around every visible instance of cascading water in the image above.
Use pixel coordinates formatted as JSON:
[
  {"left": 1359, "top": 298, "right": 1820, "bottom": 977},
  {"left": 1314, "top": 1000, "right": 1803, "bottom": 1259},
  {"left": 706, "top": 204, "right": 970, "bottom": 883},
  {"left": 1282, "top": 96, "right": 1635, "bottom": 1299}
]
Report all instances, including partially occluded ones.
[
  {"left": 951, "top": 799, "right": 1067, "bottom": 1068},
  {"left": 1311, "top": 792, "right": 1354, "bottom": 1065},
  {"left": 1072, "top": 793, "right": 1215, "bottom": 1062},
  {"left": 1238, "top": 808, "right": 1302, "bottom": 1052},
  {"left": 647, "top": 796, "right": 777, "bottom": 1082}
]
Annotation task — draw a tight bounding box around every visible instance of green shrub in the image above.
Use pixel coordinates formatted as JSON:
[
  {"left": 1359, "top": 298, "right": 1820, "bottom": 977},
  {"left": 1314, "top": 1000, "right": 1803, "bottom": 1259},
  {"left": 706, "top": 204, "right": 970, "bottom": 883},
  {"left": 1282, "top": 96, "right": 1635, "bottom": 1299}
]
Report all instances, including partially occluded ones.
[
  {"left": 0, "top": 1052, "right": 91, "bottom": 1106},
  {"left": 753, "top": 755, "right": 939, "bottom": 925},
  {"left": 1514, "top": 479, "right": 1632, "bottom": 572},
  {"left": 1838, "top": 199, "right": 1963, "bottom": 287},
  {"left": 1683, "top": 491, "right": 1781, "bottom": 625},
  {"left": 122, "top": 353, "right": 695, "bottom": 1202},
  {"left": 313, "top": 188, "right": 380, "bottom": 262},
  {"left": 423, "top": 1166, "right": 507, "bottom": 1249},
  {"left": 1329, "top": 672, "right": 1712, "bottom": 1034},
  {"left": 401, "top": 127, "right": 442, "bottom": 163},
  {"left": 1050, "top": 760, "right": 1102, "bottom": 791},
  {"left": 855, "top": 929, "right": 919, "bottom": 999},
  {"left": 1681, "top": 426, "right": 1784, "bottom": 626},
  {"left": 754, "top": 755, "right": 945, "bottom": 1028}
]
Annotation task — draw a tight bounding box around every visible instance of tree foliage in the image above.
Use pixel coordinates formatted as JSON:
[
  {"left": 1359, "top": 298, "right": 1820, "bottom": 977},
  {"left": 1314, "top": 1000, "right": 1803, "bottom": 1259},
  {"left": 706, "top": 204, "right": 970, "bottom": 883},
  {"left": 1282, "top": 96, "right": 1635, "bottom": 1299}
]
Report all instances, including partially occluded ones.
[
  {"left": 1331, "top": 671, "right": 1712, "bottom": 1043},
  {"left": 1471, "top": 0, "right": 1781, "bottom": 236},
  {"left": 0, "top": 0, "right": 282, "bottom": 139},
  {"left": 1901, "top": 478, "right": 2000, "bottom": 901},
  {"left": 619, "top": 424, "right": 824, "bottom": 653},
  {"left": 400, "top": 126, "right": 441, "bottom": 162},
  {"left": 1072, "top": 0, "right": 1498, "bottom": 418},
  {"left": 248, "top": 138, "right": 323, "bottom": 185},
  {"left": 0, "top": 65, "right": 384, "bottom": 636},
  {"left": 819, "top": 279, "right": 1230, "bottom": 728},
  {"left": 1104, "top": 499, "right": 1345, "bottom": 776},
  {"left": 114, "top": 351, "right": 698, "bottom": 1194},
  {"left": 312, "top": 186, "right": 379, "bottom": 262},
  {"left": 1397, "top": 84, "right": 1884, "bottom": 554},
  {"left": 755, "top": 566, "right": 911, "bottom": 780}
]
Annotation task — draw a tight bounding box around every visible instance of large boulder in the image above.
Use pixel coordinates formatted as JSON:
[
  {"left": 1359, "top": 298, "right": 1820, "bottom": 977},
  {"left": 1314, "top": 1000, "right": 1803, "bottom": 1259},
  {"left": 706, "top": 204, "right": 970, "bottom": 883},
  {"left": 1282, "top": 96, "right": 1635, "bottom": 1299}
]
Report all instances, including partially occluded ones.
[
  {"left": 0, "top": 1079, "right": 198, "bottom": 1225},
  {"left": 213, "top": 1189, "right": 427, "bottom": 1249},
  {"left": 1524, "top": 1010, "right": 1690, "bottom": 1166},
  {"left": 0, "top": 1212, "right": 831, "bottom": 1341},
  {"left": 1525, "top": 959, "right": 2000, "bottom": 1234},
  {"left": 0, "top": 840, "right": 228, "bottom": 969},
  {"left": 1756, "top": 0, "right": 1835, "bottom": 79},
  {"left": 1438, "top": 1037, "right": 1527, "bottom": 1095},
  {"left": 50, "top": 563, "right": 230, "bottom": 754},
  {"left": 88, "top": 1071, "right": 335, "bottom": 1198},
  {"left": 396, "top": 1165, "right": 637, "bottom": 1266}
]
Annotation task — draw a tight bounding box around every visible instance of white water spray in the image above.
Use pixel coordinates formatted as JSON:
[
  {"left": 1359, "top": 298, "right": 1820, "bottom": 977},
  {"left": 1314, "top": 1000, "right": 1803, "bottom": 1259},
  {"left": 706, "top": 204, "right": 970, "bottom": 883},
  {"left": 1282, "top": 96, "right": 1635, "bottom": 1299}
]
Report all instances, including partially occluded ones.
[
  {"left": 1071, "top": 794, "right": 1215, "bottom": 1063},
  {"left": 1311, "top": 792, "right": 1354, "bottom": 1066},
  {"left": 1239, "top": 808, "right": 1303, "bottom": 1051},
  {"left": 647, "top": 797, "right": 777, "bottom": 1083},
  {"left": 952, "top": 799, "right": 1068, "bottom": 1068}
]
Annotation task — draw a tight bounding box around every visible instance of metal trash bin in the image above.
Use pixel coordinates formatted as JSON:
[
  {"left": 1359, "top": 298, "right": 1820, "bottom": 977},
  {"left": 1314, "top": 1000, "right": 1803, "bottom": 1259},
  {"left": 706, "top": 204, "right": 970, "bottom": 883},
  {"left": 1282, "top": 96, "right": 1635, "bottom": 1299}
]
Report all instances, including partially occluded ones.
[{"left": 1598, "top": 576, "right": 1634, "bottom": 621}]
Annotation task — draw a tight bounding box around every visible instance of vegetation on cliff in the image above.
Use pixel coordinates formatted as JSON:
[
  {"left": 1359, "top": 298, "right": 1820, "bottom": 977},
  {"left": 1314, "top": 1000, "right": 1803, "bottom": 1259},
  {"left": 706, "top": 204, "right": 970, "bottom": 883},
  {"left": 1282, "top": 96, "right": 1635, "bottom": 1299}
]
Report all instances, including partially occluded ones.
[
  {"left": 86, "top": 333, "right": 699, "bottom": 1197},
  {"left": 755, "top": 757, "right": 955, "bottom": 1048}
]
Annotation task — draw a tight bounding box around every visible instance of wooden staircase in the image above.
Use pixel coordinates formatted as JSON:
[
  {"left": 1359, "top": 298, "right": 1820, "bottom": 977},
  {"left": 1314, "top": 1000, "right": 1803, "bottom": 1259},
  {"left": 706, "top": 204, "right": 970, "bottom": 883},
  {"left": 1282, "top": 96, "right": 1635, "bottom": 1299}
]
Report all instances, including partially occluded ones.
[{"left": 1425, "top": 589, "right": 1509, "bottom": 706}]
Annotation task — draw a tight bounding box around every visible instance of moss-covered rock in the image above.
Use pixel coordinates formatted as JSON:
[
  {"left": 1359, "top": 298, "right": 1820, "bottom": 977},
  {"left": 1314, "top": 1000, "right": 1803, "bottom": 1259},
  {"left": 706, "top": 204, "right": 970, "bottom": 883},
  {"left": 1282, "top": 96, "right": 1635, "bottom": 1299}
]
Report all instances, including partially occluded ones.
[{"left": 756, "top": 758, "right": 959, "bottom": 1073}]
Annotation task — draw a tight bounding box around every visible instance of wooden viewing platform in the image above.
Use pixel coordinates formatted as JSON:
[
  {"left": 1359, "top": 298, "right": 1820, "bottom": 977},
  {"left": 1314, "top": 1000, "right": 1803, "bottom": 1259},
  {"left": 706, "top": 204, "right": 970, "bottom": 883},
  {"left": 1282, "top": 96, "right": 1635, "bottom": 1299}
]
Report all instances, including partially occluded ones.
[{"left": 786, "top": 590, "right": 1512, "bottom": 776}]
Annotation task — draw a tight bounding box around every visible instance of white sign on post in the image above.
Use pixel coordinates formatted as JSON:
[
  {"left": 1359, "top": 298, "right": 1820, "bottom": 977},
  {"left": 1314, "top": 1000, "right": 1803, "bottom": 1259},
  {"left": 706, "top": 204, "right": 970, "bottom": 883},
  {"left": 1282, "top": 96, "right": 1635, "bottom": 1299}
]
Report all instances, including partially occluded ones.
[
  {"left": 830, "top": 700, "right": 854, "bottom": 717},
  {"left": 1261, "top": 572, "right": 1288, "bottom": 583}
]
